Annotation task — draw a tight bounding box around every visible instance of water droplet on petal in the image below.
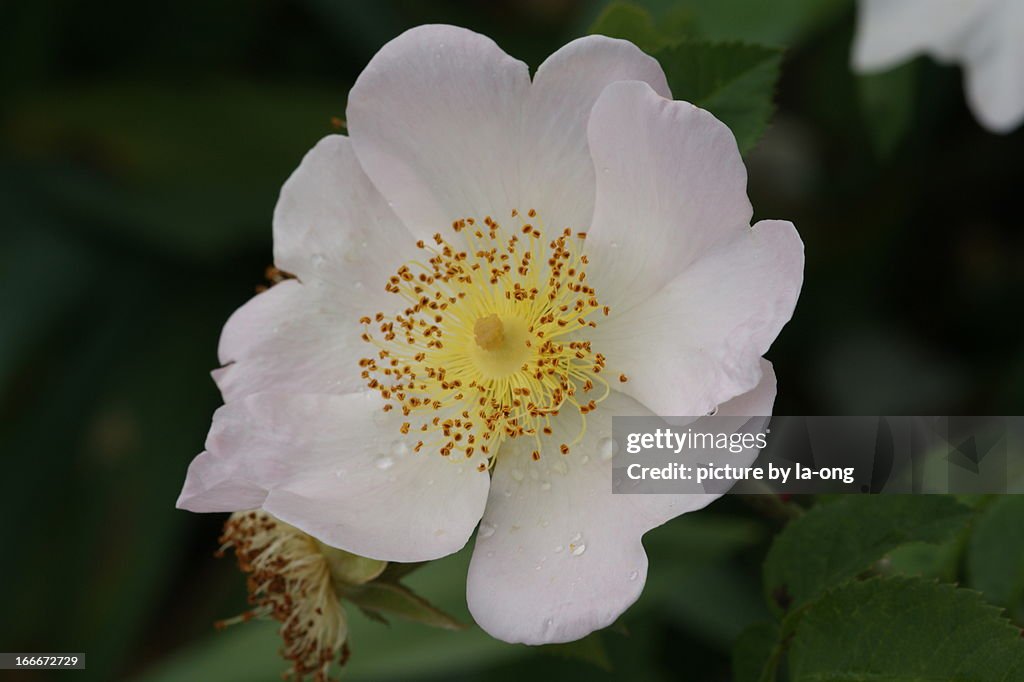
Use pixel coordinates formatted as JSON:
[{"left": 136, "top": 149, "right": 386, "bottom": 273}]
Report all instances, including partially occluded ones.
[
  {"left": 571, "top": 544, "right": 587, "bottom": 556},
  {"left": 391, "top": 440, "right": 410, "bottom": 457},
  {"left": 629, "top": 570, "right": 639, "bottom": 581},
  {"left": 503, "top": 487, "right": 513, "bottom": 497},
  {"left": 706, "top": 406, "right": 719, "bottom": 416},
  {"left": 478, "top": 522, "right": 496, "bottom": 539},
  {"left": 581, "top": 455, "right": 590, "bottom": 464},
  {"left": 540, "top": 481, "right": 551, "bottom": 491},
  {"left": 609, "top": 241, "right": 620, "bottom": 249},
  {"left": 511, "top": 468, "right": 524, "bottom": 482},
  {"left": 374, "top": 455, "right": 394, "bottom": 470},
  {"left": 599, "top": 437, "right": 617, "bottom": 461},
  {"left": 554, "top": 545, "right": 564, "bottom": 553},
  {"left": 311, "top": 253, "right": 326, "bottom": 268}
]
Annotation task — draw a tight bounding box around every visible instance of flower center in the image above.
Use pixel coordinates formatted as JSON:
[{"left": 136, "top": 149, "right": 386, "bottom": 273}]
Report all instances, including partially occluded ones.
[{"left": 359, "top": 210, "right": 625, "bottom": 471}]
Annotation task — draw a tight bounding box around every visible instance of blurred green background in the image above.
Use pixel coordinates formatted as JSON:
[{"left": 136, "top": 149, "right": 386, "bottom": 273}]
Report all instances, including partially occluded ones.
[{"left": 2, "top": 0, "right": 1023, "bottom": 680}]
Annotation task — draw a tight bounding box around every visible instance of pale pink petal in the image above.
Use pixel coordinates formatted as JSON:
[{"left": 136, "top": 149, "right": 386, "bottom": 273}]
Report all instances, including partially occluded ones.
[
  {"left": 523, "top": 35, "right": 670, "bottom": 234},
  {"left": 466, "top": 363, "right": 776, "bottom": 644},
  {"left": 593, "top": 220, "right": 802, "bottom": 417},
  {"left": 175, "top": 449, "right": 268, "bottom": 511},
  {"left": 213, "top": 279, "right": 365, "bottom": 401},
  {"left": 347, "top": 25, "right": 530, "bottom": 234},
  {"left": 216, "top": 136, "right": 422, "bottom": 401},
  {"left": 584, "top": 80, "right": 754, "bottom": 314},
  {"left": 177, "top": 391, "right": 491, "bottom": 562},
  {"left": 272, "top": 134, "right": 417, "bottom": 289}
]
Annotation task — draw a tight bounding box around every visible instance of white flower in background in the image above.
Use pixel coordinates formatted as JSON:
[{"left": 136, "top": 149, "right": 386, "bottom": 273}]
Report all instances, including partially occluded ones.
[
  {"left": 178, "top": 25, "right": 803, "bottom": 644},
  {"left": 851, "top": 0, "right": 1024, "bottom": 133}
]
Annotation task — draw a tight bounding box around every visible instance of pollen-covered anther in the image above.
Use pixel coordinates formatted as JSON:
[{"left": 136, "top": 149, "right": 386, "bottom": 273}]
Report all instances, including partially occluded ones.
[
  {"left": 217, "top": 511, "right": 347, "bottom": 682},
  {"left": 359, "top": 209, "right": 617, "bottom": 466}
]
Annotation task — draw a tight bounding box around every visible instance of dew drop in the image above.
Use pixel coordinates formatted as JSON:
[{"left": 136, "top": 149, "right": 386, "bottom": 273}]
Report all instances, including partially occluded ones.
[
  {"left": 311, "top": 253, "right": 326, "bottom": 268},
  {"left": 629, "top": 570, "right": 639, "bottom": 581},
  {"left": 374, "top": 455, "right": 394, "bottom": 471},
  {"left": 478, "top": 522, "right": 496, "bottom": 539},
  {"left": 503, "top": 487, "right": 513, "bottom": 497},
  {"left": 391, "top": 440, "right": 410, "bottom": 457},
  {"left": 510, "top": 468, "right": 525, "bottom": 482},
  {"left": 571, "top": 544, "right": 587, "bottom": 557},
  {"left": 554, "top": 545, "right": 564, "bottom": 553},
  {"left": 540, "top": 481, "right": 551, "bottom": 491},
  {"left": 353, "top": 281, "right": 364, "bottom": 290},
  {"left": 599, "top": 437, "right": 617, "bottom": 461},
  {"left": 372, "top": 410, "right": 389, "bottom": 426},
  {"left": 570, "top": 532, "right": 583, "bottom": 544},
  {"left": 609, "top": 241, "right": 620, "bottom": 249},
  {"left": 581, "top": 455, "right": 590, "bottom": 464}
]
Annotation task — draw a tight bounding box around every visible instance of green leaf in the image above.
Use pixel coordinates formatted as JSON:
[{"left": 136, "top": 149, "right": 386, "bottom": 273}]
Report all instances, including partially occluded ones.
[
  {"left": 343, "top": 581, "right": 464, "bottom": 631},
  {"left": 880, "top": 535, "right": 965, "bottom": 583},
  {"left": 788, "top": 577, "right": 1024, "bottom": 681},
  {"left": 589, "top": 2, "right": 672, "bottom": 53},
  {"left": 763, "top": 496, "right": 973, "bottom": 613},
  {"left": 589, "top": 5, "right": 782, "bottom": 154},
  {"left": 541, "top": 632, "right": 612, "bottom": 671},
  {"left": 656, "top": 41, "right": 783, "bottom": 154},
  {"left": 968, "top": 496, "right": 1024, "bottom": 620},
  {"left": 660, "top": 0, "right": 851, "bottom": 47},
  {"left": 732, "top": 622, "right": 778, "bottom": 682}
]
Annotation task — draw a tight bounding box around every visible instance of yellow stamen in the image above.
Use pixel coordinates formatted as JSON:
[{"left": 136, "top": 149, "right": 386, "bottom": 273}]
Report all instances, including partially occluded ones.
[{"left": 359, "top": 210, "right": 615, "bottom": 467}]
